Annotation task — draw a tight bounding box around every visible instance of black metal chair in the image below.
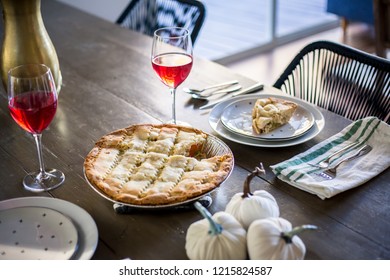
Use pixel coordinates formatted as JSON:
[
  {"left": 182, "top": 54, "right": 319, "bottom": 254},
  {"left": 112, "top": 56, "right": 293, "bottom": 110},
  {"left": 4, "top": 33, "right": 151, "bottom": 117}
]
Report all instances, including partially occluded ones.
[
  {"left": 273, "top": 40, "right": 390, "bottom": 124},
  {"left": 116, "top": 0, "right": 206, "bottom": 45}
]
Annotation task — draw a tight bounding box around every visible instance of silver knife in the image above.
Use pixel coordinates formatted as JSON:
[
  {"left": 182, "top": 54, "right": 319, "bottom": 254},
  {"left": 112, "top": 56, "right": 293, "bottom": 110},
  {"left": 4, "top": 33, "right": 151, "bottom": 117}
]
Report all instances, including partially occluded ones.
[{"left": 199, "top": 82, "right": 264, "bottom": 110}]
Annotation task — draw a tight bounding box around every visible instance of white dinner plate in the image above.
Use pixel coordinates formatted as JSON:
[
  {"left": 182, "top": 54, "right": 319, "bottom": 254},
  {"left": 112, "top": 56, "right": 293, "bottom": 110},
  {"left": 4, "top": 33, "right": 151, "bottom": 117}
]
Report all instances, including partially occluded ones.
[
  {"left": 209, "top": 90, "right": 325, "bottom": 147},
  {"left": 221, "top": 98, "right": 315, "bottom": 140},
  {"left": 0, "top": 197, "right": 98, "bottom": 260},
  {"left": 0, "top": 207, "right": 78, "bottom": 260}
]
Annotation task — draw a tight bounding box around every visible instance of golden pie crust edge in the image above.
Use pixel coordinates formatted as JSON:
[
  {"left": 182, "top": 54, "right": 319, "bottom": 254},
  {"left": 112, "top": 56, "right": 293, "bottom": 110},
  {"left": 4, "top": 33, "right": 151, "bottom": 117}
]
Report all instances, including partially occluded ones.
[{"left": 84, "top": 124, "right": 233, "bottom": 206}]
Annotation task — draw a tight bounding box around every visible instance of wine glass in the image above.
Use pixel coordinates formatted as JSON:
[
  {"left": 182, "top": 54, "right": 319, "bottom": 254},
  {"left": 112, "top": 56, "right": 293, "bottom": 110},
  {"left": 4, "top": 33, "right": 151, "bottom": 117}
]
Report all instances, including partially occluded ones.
[
  {"left": 7, "top": 64, "right": 65, "bottom": 192},
  {"left": 151, "top": 27, "right": 193, "bottom": 125}
]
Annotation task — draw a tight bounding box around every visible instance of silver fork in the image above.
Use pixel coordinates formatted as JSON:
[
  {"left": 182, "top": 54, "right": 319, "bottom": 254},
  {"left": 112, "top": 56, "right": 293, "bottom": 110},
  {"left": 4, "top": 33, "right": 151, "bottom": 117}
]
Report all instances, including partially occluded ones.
[
  {"left": 309, "top": 141, "right": 360, "bottom": 168},
  {"left": 316, "top": 144, "right": 372, "bottom": 180}
]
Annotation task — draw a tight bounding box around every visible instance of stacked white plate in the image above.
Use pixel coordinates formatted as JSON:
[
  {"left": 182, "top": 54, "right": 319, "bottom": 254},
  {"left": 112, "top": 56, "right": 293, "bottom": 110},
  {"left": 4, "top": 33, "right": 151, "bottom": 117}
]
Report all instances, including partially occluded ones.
[
  {"left": 0, "top": 197, "right": 98, "bottom": 260},
  {"left": 208, "top": 87, "right": 325, "bottom": 147}
]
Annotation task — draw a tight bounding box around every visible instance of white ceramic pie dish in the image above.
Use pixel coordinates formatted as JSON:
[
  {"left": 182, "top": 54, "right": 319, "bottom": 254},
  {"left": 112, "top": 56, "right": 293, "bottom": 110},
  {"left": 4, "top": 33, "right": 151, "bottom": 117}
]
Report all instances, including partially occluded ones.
[{"left": 84, "top": 131, "right": 234, "bottom": 209}]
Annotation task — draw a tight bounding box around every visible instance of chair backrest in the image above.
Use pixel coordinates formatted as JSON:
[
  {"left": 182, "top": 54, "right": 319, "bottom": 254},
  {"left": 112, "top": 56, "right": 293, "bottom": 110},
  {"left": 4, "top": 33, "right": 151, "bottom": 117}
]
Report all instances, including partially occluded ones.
[
  {"left": 273, "top": 40, "right": 390, "bottom": 124},
  {"left": 116, "top": 0, "right": 206, "bottom": 44}
]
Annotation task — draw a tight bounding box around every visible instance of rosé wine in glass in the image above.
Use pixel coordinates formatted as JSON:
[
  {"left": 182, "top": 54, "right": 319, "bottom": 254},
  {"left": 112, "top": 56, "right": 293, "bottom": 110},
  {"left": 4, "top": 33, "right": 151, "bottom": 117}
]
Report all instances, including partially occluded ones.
[
  {"left": 8, "top": 91, "right": 57, "bottom": 134},
  {"left": 151, "top": 27, "right": 193, "bottom": 125},
  {"left": 7, "top": 64, "right": 65, "bottom": 192},
  {"left": 152, "top": 52, "right": 193, "bottom": 89}
]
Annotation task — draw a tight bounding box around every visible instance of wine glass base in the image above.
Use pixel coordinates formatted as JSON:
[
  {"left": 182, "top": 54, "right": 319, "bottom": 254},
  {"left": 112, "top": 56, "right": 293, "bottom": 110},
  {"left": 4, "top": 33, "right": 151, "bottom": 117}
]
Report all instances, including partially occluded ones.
[
  {"left": 23, "top": 169, "right": 65, "bottom": 192},
  {"left": 166, "top": 120, "right": 192, "bottom": 127}
]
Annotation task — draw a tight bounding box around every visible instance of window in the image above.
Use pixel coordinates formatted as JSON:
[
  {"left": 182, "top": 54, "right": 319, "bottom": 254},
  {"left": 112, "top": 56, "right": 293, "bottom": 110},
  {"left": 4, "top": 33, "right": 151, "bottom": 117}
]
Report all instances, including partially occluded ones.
[{"left": 195, "top": 0, "right": 337, "bottom": 63}]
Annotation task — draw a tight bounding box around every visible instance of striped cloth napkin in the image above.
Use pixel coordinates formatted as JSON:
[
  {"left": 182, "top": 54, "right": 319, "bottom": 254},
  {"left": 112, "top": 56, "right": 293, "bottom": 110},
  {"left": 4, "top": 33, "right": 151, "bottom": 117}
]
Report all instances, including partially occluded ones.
[{"left": 271, "top": 117, "right": 390, "bottom": 199}]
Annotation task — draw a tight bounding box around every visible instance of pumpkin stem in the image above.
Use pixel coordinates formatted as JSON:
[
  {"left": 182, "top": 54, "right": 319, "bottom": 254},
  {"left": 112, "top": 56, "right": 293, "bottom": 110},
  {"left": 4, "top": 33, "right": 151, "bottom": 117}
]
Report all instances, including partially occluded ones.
[
  {"left": 281, "top": 225, "right": 318, "bottom": 243},
  {"left": 194, "top": 202, "right": 223, "bottom": 236},
  {"left": 242, "top": 163, "right": 266, "bottom": 198}
]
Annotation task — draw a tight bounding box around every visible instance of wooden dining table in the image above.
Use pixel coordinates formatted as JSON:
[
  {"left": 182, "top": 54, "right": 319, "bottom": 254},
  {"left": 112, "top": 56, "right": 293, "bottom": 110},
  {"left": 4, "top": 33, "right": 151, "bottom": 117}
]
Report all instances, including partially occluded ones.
[{"left": 0, "top": 0, "right": 389, "bottom": 260}]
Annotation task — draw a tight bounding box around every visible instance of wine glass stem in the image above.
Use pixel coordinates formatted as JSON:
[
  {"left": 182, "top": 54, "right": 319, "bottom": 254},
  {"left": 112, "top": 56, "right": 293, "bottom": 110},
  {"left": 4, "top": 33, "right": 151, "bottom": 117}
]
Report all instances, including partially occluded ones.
[
  {"left": 33, "top": 133, "right": 47, "bottom": 180},
  {"left": 170, "top": 87, "right": 177, "bottom": 124}
]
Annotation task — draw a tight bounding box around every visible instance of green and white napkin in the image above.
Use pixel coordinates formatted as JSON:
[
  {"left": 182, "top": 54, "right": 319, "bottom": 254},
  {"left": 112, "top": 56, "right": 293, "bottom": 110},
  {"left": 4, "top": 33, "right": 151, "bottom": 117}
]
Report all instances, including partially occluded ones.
[{"left": 271, "top": 117, "right": 390, "bottom": 199}]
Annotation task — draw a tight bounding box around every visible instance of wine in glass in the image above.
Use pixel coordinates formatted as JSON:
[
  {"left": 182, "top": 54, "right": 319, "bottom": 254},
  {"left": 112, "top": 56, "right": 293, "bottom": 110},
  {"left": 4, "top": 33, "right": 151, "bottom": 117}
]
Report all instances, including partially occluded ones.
[
  {"left": 7, "top": 64, "right": 65, "bottom": 192},
  {"left": 151, "top": 27, "right": 193, "bottom": 125}
]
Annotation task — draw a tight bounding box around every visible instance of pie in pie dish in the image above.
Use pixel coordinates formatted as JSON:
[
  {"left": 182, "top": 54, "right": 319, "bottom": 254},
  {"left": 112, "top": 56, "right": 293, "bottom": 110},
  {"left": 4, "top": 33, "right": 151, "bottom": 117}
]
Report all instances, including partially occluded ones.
[
  {"left": 84, "top": 124, "right": 233, "bottom": 206},
  {"left": 252, "top": 97, "right": 298, "bottom": 134}
]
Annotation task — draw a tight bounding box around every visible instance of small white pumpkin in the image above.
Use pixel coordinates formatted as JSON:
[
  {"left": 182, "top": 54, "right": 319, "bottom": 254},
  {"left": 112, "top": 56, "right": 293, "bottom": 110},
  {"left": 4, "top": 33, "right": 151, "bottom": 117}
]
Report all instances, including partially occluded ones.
[
  {"left": 225, "top": 165, "right": 280, "bottom": 229},
  {"left": 185, "top": 202, "right": 247, "bottom": 260},
  {"left": 247, "top": 217, "right": 317, "bottom": 260}
]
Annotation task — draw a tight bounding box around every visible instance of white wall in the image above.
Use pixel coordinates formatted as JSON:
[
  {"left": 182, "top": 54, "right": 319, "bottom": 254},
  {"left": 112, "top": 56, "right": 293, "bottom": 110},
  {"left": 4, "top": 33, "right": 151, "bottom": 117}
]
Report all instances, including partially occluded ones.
[{"left": 57, "top": 0, "right": 129, "bottom": 22}]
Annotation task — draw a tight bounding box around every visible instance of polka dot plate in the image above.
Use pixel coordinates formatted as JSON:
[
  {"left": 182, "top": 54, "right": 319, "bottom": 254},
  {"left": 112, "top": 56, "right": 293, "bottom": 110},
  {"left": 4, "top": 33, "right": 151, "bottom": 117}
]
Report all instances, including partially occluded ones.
[{"left": 0, "top": 206, "right": 78, "bottom": 260}]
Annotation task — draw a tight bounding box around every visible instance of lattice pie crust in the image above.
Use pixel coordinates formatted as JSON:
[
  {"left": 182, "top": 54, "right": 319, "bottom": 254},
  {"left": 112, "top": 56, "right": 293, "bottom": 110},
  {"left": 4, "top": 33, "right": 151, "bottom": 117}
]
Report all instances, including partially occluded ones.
[{"left": 84, "top": 124, "right": 233, "bottom": 206}]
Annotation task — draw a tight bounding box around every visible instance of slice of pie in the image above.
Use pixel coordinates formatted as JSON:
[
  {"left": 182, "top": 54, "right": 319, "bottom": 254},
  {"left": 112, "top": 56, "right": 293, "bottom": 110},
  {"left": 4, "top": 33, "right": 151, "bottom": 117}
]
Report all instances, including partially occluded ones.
[
  {"left": 251, "top": 97, "right": 297, "bottom": 134},
  {"left": 84, "top": 124, "right": 233, "bottom": 206}
]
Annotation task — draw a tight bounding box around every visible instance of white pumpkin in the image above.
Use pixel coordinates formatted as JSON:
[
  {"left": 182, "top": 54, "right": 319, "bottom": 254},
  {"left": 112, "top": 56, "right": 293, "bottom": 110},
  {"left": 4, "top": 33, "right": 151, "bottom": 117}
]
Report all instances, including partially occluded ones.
[
  {"left": 247, "top": 217, "right": 317, "bottom": 260},
  {"left": 225, "top": 165, "right": 279, "bottom": 229},
  {"left": 185, "top": 202, "right": 247, "bottom": 260}
]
